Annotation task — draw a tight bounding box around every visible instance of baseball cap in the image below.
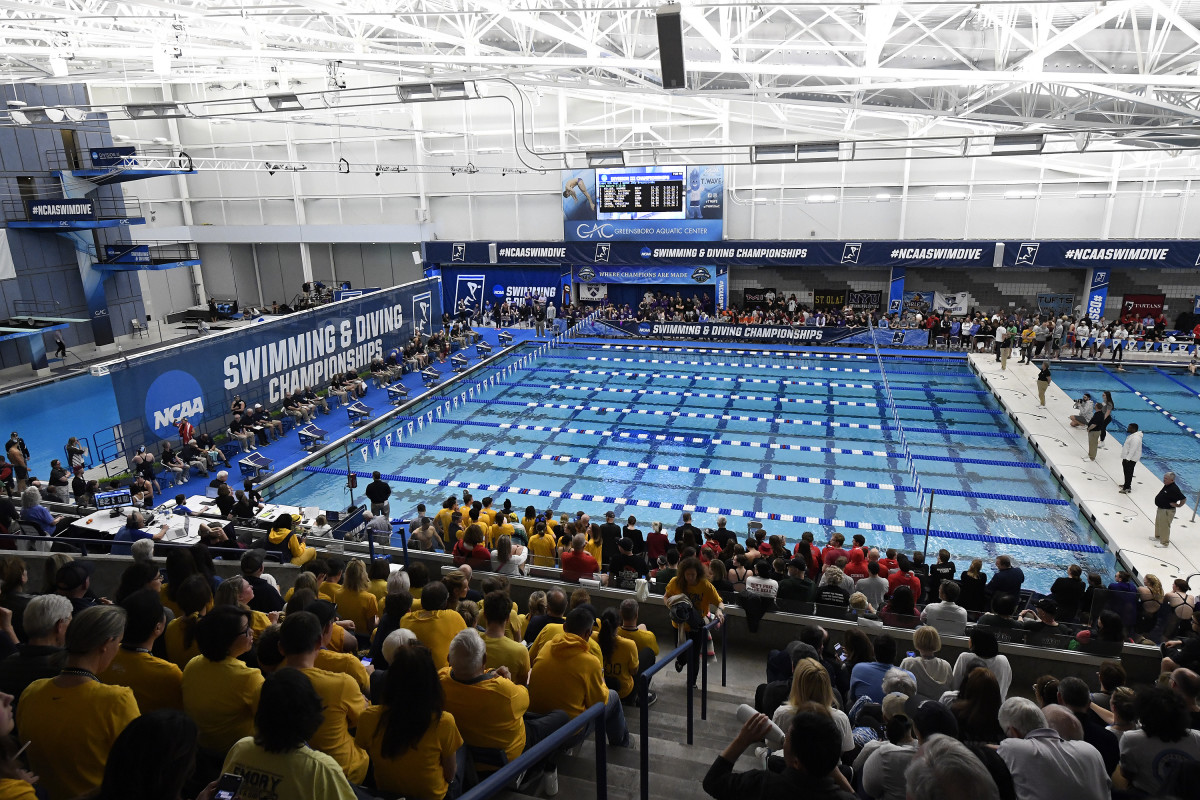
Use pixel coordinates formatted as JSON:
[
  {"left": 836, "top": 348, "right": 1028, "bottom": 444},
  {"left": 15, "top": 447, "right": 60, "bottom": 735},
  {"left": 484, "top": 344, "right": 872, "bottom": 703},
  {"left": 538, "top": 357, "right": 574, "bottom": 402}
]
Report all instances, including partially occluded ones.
[
  {"left": 907, "top": 697, "right": 959, "bottom": 739},
  {"left": 787, "top": 557, "right": 806, "bottom": 571},
  {"left": 1036, "top": 597, "right": 1058, "bottom": 615},
  {"left": 254, "top": 403, "right": 262, "bottom": 409},
  {"left": 55, "top": 561, "right": 94, "bottom": 591},
  {"left": 882, "top": 692, "right": 909, "bottom": 720}
]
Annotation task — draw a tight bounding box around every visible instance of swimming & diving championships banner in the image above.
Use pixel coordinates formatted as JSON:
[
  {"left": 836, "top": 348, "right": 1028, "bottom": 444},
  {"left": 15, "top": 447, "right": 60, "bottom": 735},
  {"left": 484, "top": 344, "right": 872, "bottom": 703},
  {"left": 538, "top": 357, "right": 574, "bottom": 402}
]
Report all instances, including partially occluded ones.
[
  {"left": 107, "top": 278, "right": 441, "bottom": 441},
  {"left": 603, "top": 320, "right": 930, "bottom": 346},
  {"left": 561, "top": 166, "right": 724, "bottom": 241}
]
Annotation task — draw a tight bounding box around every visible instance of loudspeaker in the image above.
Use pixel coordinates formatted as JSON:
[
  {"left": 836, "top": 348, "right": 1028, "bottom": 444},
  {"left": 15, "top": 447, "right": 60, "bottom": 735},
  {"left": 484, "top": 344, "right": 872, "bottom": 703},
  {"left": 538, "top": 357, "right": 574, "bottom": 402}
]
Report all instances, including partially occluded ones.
[
  {"left": 488, "top": 242, "right": 498, "bottom": 264},
  {"left": 656, "top": 4, "right": 686, "bottom": 90}
]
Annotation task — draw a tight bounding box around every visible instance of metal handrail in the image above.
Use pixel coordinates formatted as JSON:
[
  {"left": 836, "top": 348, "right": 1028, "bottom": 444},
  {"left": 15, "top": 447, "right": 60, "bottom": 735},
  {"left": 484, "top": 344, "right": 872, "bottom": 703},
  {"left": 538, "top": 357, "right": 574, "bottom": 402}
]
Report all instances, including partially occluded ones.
[
  {"left": 638, "top": 636, "right": 695, "bottom": 800},
  {"left": 459, "top": 700, "right": 608, "bottom": 800}
]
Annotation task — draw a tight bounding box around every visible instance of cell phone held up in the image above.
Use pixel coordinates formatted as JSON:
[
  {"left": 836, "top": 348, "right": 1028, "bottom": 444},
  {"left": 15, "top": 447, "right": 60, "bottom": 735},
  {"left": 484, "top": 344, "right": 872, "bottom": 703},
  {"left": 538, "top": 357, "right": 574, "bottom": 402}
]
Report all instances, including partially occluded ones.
[{"left": 213, "top": 773, "right": 243, "bottom": 800}]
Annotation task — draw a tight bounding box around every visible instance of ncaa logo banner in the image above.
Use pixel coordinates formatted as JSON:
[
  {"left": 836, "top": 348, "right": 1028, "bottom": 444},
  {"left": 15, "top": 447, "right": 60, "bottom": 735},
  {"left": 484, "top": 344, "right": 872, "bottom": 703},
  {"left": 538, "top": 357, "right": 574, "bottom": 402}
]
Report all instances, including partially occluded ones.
[
  {"left": 442, "top": 267, "right": 564, "bottom": 314},
  {"left": 108, "top": 278, "right": 441, "bottom": 441},
  {"left": 412, "top": 291, "right": 433, "bottom": 336}
]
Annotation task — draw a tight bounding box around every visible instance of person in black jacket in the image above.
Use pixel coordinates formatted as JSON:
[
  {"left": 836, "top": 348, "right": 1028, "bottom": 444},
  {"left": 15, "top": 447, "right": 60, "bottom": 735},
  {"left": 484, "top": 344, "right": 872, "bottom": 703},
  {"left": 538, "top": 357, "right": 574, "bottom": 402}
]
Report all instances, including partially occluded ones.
[
  {"left": 365, "top": 471, "right": 391, "bottom": 518},
  {"left": 1049, "top": 565, "right": 1086, "bottom": 622},
  {"left": 240, "top": 551, "right": 283, "bottom": 614},
  {"left": 702, "top": 708, "right": 854, "bottom": 800},
  {"left": 1153, "top": 471, "right": 1187, "bottom": 547},
  {"left": 598, "top": 511, "right": 622, "bottom": 566}
]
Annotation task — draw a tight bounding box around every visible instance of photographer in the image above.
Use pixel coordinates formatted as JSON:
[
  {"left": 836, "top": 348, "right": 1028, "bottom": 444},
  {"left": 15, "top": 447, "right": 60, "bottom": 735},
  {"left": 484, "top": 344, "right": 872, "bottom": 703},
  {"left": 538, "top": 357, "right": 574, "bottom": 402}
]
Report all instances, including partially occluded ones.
[{"left": 1069, "top": 393, "right": 1094, "bottom": 428}]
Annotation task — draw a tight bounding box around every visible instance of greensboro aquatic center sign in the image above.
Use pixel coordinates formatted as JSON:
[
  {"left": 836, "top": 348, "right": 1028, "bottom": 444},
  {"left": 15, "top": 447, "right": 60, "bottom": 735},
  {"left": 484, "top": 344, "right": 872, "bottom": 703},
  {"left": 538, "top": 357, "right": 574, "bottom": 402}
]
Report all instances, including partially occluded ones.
[
  {"left": 610, "top": 320, "right": 930, "bottom": 346},
  {"left": 107, "top": 278, "right": 441, "bottom": 440}
]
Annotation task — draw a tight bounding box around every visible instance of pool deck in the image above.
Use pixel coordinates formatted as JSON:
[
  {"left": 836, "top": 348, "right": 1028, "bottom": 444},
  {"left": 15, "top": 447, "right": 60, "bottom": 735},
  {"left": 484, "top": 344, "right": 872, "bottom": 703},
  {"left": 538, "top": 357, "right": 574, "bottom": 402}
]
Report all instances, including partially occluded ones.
[{"left": 969, "top": 353, "right": 1200, "bottom": 586}]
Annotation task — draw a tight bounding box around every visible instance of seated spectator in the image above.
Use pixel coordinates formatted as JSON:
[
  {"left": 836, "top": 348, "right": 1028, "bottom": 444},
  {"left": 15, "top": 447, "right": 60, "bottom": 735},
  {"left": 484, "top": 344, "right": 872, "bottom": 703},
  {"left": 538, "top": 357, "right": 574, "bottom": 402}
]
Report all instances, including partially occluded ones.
[
  {"left": 99, "top": 589, "right": 182, "bottom": 713},
  {"left": 855, "top": 694, "right": 918, "bottom": 800},
  {"left": 702, "top": 705, "right": 855, "bottom": 800},
  {"left": 482, "top": 591, "right": 531, "bottom": 686},
  {"left": 240, "top": 551, "right": 284, "bottom": 614},
  {"left": 1107, "top": 570, "right": 1137, "bottom": 593},
  {"left": 492, "top": 534, "right": 528, "bottom": 577},
  {"left": 560, "top": 533, "right": 600, "bottom": 583},
  {"left": 399, "top": 581, "right": 467, "bottom": 670},
  {"left": 597, "top": 607, "right": 641, "bottom": 704},
  {"left": 357, "top": 642, "right": 463, "bottom": 799},
  {"left": 442, "top": 629, "right": 569, "bottom": 793},
  {"left": 977, "top": 593, "right": 1022, "bottom": 631},
  {"left": 1089, "top": 660, "right": 1125, "bottom": 711},
  {"left": 815, "top": 566, "right": 851, "bottom": 609},
  {"left": 528, "top": 606, "right": 630, "bottom": 748},
  {"left": 1019, "top": 597, "right": 1072, "bottom": 638},
  {"left": 879, "top": 585, "right": 917, "bottom": 627},
  {"left": 1116, "top": 684, "right": 1200, "bottom": 794},
  {"left": 0, "top": 594, "right": 70, "bottom": 704},
  {"left": 1056, "top": 676, "right": 1119, "bottom": 775},
  {"left": 305, "top": 601, "right": 371, "bottom": 694},
  {"left": 181, "top": 606, "right": 264, "bottom": 755},
  {"left": 17, "top": 606, "right": 138, "bottom": 800},
  {"left": 278, "top": 611, "right": 369, "bottom": 783},
  {"left": 855, "top": 561, "right": 889, "bottom": 610},
  {"left": 221, "top": 669, "right": 357, "bottom": 800},
  {"left": 904, "top": 734, "right": 1000, "bottom": 800},
  {"left": 777, "top": 558, "right": 814, "bottom": 602},
  {"left": 451, "top": 524, "right": 492, "bottom": 572},
  {"left": 996, "top": 699, "right": 1110, "bottom": 800},
  {"left": 19, "top": 487, "right": 68, "bottom": 538},
  {"left": 952, "top": 629, "right": 1012, "bottom": 699},
  {"left": 163, "top": 574, "right": 213, "bottom": 669},
  {"left": 850, "top": 634, "right": 912, "bottom": 704},
  {"left": 87, "top": 709, "right": 204, "bottom": 800},
  {"left": 1075, "top": 609, "right": 1133, "bottom": 648},
  {"left": 335, "top": 559, "right": 379, "bottom": 637},
  {"left": 920, "top": 579, "right": 967, "bottom": 635},
  {"left": 110, "top": 511, "right": 169, "bottom": 557},
  {"left": 523, "top": 587, "right": 567, "bottom": 645},
  {"left": 607, "top": 537, "right": 648, "bottom": 590},
  {"left": 269, "top": 513, "right": 316, "bottom": 566},
  {"left": 772, "top": 657, "right": 854, "bottom": 755},
  {"left": 899, "top": 626, "right": 954, "bottom": 702},
  {"left": 951, "top": 667, "right": 1005, "bottom": 744}
]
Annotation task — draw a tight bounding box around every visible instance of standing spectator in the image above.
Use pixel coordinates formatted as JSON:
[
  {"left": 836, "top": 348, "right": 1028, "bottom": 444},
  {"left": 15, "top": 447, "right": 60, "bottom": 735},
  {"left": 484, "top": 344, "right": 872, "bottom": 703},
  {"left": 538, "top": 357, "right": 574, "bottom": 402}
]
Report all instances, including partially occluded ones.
[
  {"left": 856, "top": 562, "right": 889, "bottom": 610},
  {"left": 365, "top": 471, "right": 391, "bottom": 518},
  {"left": 560, "top": 533, "right": 600, "bottom": 584},
  {"left": 958, "top": 558, "right": 988, "bottom": 613},
  {"left": 1118, "top": 423, "right": 1142, "bottom": 493},
  {"left": 1036, "top": 361, "right": 1052, "bottom": 406},
  {"left": 1152, "top": 471, "right": 1187, "bottom": 547},
  {"left": 16, "top": 606, "right": 138, "bottom": 800},
  {"left": 996, "top": 699, "right": 1110, "bottom": 800},
  {"left": 927, "top": 549, "right": 956, "bottom": 599},
  {"left": 1050, "top": 565, "right": 1086, "bottom": 622},
  {"left": 645, "top": 521, "right": 669, "bottom": 563},
  {"left": 598, "top": 511, "right": 622, "bottom": 566}
]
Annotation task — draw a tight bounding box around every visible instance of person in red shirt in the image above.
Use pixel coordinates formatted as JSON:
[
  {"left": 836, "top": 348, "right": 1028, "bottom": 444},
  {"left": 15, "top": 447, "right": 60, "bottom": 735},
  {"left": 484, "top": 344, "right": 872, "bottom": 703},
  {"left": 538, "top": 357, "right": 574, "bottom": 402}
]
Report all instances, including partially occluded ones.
[
  {"left": 878, "top": 548, "right": 899, "bottom": 574},
  {"left": 176, "top": 416, "right": 196, "bottom": 445},
  {"left": 560, "top": 533, "right": 600, "bottom": 583},
  {"left": 821, "top": 533, "right": 849, "bottom": 568},
  {"left": 645, "top": 521, "right": 669, "bottom": 563},
  {"left": 794, "top": 532, "right": 822, "bottom": 580},
  {"left": 452, "top": 524, "right": 492, "bottom": 571},
  {"left": 843, "top": 548, "right": 870, "bottom": 581},
  {"left": 887, "top": 554, "right": 922, "bottom": 599}
]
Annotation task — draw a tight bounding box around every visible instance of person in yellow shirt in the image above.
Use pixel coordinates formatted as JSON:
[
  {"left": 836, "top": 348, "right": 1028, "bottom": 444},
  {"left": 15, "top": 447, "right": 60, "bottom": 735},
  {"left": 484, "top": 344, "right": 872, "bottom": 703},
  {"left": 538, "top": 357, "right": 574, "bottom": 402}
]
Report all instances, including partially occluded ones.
[
  {"left": 528, "top": 616, "right": 602, "bottom": 664},
  {"left": 596, "top": 607, "right": 649, "bottom": 706},
  {"left": 476, "top": 575, "right": 522, "bottom": 641},
  {"left": 479, "top": 496, "right": 498, "bottom": 529},
  {"left": 527, "top": 608, "right": 629, "bottom": 748},
  {"left": 527, "top": 521, "right": 558, "bottom": 568},
  {"left": 335, "top": 559, "right": 379, "bottom": 639},
  {"left": 481, "top": 592, "right": 530, "bottom": 685},
  {"left": 214, "top": 576, "right": 278, "bottom": 640},
  {"left": 443, "top": 628, "right": 569, "bottom": 793},
  {"left": 583, "top": 524, "right": 603, "bottom": 565},
  {"left": 308, "top": 600, "right": 373, "bottom": 694},
  {"left": 319, "top": 557, "right": 346, "bottom": 601},
  {"left": 268, "top": 513, "right": 316, "bottom": 566},
  {"left": 279, "top": 611, "right": 369, "bottom": 783},
  {"left": 367, "top": 558, "right": 391, "bottom": 606},
  {"left": 284, "top": 571, "right": 336, "bottom": 604},
  {"left": 222, "top": 669, "right": 358, "bottom": 800},
  {"left": 664, "top": 555, "right": 725, "bottom": 687},
  {"left": 434, "top": 495, "right": 458, "bottom": 538},
  {"left": 488, "top": 514, "right": 515, "bottom": 551},
  {"left": 357, "top": 643, "right": 463, "bottom": 799},
  {"left": 17, "top": 606, "right": 139, "bottom": 800},
  {"left": 399, "top": 582, "right": 466, "bottom": 669},
  {"left": 163, "top": 574, "right": 212, "bottom": 669},
  {"left": 100, "top": 589, "right": 183, "bottom": 713},
  {"left": 181, "top": 606, "right": 264, "bottom": 754},
  {"left": 617, "top": 599, "right": 660, "bottom": 698}
]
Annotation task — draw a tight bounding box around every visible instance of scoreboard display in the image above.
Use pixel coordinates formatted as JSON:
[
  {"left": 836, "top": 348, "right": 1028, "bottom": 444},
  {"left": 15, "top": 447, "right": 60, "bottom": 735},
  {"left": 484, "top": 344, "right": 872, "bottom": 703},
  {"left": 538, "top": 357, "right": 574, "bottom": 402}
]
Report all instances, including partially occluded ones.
[{"left": 597, "top": 169, "right": 687, "bottom": 219}]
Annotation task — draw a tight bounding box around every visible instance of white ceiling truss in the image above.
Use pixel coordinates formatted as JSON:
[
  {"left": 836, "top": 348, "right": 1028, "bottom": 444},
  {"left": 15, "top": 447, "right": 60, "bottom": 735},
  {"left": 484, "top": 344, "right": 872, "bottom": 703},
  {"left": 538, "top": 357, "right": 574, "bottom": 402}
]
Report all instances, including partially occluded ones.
[{"left": 5, "top": 0, "right": 1200, "bottom": 172}]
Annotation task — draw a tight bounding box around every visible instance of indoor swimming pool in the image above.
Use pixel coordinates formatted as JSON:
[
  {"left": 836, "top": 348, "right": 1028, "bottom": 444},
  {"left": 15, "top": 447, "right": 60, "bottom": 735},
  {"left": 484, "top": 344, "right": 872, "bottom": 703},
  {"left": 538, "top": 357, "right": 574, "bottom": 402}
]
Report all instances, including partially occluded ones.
[{"left": 267, "top": 339, "right": 1120, "bottom": 592}]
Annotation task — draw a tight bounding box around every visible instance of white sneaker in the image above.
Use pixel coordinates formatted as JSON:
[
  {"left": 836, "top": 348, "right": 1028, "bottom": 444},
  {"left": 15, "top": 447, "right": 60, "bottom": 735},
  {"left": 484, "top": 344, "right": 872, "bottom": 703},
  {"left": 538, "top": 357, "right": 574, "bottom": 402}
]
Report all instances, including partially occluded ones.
[{"left": 542, "top": 769, "right": 559, "bottom": 796}]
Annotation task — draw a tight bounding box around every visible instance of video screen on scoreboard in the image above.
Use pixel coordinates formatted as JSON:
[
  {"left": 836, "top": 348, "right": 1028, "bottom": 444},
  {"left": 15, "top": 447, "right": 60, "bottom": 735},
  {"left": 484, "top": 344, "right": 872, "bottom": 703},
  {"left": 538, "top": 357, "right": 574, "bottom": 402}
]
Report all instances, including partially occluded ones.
[{"left": 596, "top": 168, "right": 686, "bottom": 220}]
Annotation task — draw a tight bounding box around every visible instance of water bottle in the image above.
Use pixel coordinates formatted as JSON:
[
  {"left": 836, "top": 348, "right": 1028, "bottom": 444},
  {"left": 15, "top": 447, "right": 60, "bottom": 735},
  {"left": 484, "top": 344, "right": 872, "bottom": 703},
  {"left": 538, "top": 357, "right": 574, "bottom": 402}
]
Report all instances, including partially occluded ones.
[{"left": 735, "top": 703, "right": 785, "bottom": 749}]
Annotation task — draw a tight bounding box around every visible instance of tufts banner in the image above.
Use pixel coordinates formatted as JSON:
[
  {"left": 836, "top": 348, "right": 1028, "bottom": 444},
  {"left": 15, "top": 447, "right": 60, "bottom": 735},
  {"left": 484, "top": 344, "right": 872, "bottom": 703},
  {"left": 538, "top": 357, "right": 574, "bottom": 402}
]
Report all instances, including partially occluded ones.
[{"left": 108, "top": 278, "right": 441, "bottom": 441}]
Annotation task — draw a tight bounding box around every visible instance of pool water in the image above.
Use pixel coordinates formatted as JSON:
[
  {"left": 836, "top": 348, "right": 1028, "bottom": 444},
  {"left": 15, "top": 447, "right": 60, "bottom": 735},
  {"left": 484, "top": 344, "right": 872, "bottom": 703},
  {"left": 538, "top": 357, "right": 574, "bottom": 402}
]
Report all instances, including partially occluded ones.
[
  {"left": 269, "top": 341, "right": 1117, "bottom": 592},
  {"left": 0, "top": 372, "right": 120, "bottom": 473},
  {"left": 1052, "top": 362, "right": 1200, "bottom": 500}
]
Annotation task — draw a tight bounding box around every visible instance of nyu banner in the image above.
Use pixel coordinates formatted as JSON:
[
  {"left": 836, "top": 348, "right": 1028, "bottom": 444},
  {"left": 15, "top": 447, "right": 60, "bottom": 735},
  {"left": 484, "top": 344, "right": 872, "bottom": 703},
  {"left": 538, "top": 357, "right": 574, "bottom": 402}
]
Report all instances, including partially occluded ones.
[
  {"left": 1086, "top": 270, "right": 1110, "bottom": 321},
  {"left": 108, "top": 278, "right": 441, "bottom": 441},
  {"left": 441, "top": 266, "right": 565, "bottom": 315},
  {"left": 848, "top": 290, "right": 883, "bottom": 311}
]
